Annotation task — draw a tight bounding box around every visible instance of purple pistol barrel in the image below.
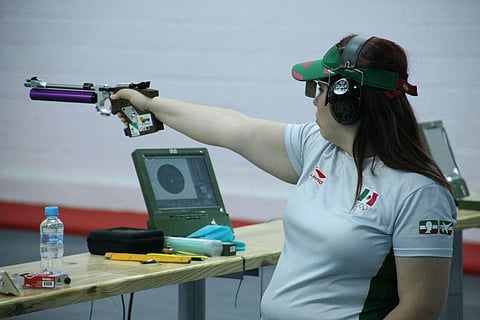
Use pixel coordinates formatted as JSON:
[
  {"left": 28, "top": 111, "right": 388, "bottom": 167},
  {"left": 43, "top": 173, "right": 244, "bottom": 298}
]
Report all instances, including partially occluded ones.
[{"left": 29, "top": 88, "right": 97, "bottom": 104}]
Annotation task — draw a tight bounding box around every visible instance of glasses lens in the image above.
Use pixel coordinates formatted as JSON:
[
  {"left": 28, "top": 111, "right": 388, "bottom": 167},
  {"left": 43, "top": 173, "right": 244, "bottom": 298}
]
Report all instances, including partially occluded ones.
[
  {"left": 305, "top": 80, "right": 329, "bottom": 98},
  {"left": 305, "top": 81, "right": 316, "bottom": 98}
]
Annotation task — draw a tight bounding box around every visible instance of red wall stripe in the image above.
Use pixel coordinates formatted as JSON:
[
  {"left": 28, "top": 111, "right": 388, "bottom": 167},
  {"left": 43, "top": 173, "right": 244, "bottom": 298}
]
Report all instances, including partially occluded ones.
[
  {"left": 0, "top": 201, "right": 257, "bottom": 234},
  {"left": 1, "top": 201, "right": 479, "bottom": 274}
]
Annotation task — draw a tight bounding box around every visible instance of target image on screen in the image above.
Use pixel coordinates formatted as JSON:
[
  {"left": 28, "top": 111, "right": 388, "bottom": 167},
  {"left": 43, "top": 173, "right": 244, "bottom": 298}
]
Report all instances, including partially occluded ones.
[{"left": 144, "top": 155, "right": 219, "bottom": 209}]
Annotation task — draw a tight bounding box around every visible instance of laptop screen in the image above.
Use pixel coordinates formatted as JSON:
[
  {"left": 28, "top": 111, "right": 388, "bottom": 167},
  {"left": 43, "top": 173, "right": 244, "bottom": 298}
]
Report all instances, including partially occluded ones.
[
  {"left": 419, "top": 120, "right": 469, "bottom": 200},
  {"left": 143, "top": 154, "right": 219, "bottom": 209},
  {"left": 132, "top": 148, "right": 232, "bottom": 236}
]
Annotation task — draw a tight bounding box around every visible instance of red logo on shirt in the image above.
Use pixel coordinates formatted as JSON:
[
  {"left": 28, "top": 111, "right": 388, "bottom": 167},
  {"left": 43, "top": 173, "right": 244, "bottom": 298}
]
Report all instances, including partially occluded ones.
[{"left": 310, "top": 167, "right": 327, "bottom": 185}]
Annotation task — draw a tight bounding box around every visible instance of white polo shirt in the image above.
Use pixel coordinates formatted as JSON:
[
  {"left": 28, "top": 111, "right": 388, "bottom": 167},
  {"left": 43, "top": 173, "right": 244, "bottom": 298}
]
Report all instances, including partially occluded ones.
[{"left": 260, "top": 122, "right": 456, "bottom": 320}]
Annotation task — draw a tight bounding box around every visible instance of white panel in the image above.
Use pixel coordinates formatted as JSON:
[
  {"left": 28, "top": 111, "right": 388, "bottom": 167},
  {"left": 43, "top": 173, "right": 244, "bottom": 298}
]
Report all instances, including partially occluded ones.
[{"left": 1, "top": 0, "right": 479, "bottom": 225}]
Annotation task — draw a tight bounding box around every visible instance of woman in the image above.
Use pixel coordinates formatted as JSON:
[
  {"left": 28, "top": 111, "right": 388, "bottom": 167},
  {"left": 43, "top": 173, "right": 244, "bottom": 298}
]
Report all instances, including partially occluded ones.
[{"left": 112, "top": 34, "right": 456, "bottom": 319}]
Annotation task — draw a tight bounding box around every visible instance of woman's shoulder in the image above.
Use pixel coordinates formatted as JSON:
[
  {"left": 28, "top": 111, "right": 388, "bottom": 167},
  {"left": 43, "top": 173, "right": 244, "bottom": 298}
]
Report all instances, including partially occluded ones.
[
  {"left": 370, "top": 161, "right": 454, "bottom": 206},
  {"left": 285, "top": 122, "right": 331, "bottom": 149}
]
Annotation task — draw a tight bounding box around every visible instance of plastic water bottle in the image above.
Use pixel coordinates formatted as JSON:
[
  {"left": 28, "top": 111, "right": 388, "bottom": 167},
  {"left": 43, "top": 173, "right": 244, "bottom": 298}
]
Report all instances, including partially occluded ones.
[{"left": 40, "top": 206, "right": 64, "bottom": 275}]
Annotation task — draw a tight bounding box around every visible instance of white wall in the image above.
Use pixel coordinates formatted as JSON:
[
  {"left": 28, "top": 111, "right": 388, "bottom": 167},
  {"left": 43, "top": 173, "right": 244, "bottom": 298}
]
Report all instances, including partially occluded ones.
[{"left": 1, "top": 0, "right": 479, "bottom": 224}]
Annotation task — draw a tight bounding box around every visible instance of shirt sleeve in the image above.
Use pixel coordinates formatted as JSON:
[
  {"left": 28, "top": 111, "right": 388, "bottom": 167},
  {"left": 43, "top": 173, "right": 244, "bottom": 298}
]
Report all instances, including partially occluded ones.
[
  {"left": 393, "top": 184, "right": 457, "bottom": 258},
  {"left": 284, "top": 122, "right": 322, "bottom": 176}
]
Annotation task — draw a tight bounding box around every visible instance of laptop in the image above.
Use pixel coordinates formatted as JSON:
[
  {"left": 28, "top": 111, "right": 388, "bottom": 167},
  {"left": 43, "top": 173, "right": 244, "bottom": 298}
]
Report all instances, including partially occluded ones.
[
  {"left": 418, "top": 120, "right": 470, "bottom": 202},
  {"left": 132, "top": 148, "right": 232, "bottom": 236}
]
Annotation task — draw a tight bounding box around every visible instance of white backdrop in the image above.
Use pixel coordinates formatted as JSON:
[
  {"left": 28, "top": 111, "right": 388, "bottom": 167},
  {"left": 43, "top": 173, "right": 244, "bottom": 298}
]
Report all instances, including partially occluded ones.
[{"left": 1, "top": 0, "right": 479, "bottom": 226}]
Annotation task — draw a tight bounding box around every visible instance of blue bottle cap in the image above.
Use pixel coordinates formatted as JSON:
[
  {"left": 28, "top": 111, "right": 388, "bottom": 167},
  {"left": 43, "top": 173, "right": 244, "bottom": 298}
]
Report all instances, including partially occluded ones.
[{"left": 45, "top": 206, "right": 59, "bottom": 216}]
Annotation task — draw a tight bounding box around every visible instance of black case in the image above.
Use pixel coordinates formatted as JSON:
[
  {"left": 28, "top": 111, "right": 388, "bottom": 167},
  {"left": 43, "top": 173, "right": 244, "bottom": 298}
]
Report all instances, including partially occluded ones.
[{"left": 87, "top": 227, "right": 164, "bottom": 255}]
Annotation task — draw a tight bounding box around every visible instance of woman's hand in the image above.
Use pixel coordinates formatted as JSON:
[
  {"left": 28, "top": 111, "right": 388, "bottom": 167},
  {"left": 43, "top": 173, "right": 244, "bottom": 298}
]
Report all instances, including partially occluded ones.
[
  {"left": 110, "top": 88, "right": 153, "bottom": 112},
  {"left": 110, "top": 88, "right": 155, "bottom": 126}
]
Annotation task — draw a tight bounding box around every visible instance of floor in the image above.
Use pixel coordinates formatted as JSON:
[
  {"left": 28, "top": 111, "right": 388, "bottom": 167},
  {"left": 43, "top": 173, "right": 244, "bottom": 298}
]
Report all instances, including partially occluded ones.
[{"left": 1, "top": 227, "right": 479, "bottom": 319}]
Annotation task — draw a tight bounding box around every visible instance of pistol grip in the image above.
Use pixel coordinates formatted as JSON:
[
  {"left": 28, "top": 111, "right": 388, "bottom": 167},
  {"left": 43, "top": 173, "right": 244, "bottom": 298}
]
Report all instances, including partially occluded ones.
[{"left": 110, "top": 89, "right": 164, "bottom": 137}]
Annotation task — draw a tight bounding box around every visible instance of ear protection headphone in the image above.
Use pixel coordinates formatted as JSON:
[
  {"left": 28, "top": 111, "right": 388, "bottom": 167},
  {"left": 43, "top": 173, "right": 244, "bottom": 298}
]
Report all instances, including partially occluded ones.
[
  {"left": 327, "top": 36, "right": 370, "bottom": 125},
  {"left": 327, "top": 77, "right": 362, "bottom": 125}
]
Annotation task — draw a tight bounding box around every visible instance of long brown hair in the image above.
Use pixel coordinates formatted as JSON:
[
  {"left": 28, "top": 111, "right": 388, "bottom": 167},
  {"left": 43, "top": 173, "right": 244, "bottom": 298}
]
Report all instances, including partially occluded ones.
[{"left": 338, "top": 35, "right": 451, "bottom": 203}]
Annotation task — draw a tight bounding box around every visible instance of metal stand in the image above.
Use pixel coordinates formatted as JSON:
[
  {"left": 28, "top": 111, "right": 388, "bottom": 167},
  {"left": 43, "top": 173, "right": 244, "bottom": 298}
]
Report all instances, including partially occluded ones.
[
  {"left": 177, "top": 267, "right": 264, "bottom": 320},
  {"left": 178, "top": 280, "right": 206, "bottom": 320}
]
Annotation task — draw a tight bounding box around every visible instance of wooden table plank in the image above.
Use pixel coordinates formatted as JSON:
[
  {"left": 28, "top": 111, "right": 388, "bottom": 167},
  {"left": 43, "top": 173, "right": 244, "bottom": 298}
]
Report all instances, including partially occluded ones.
[
  {"left": 456, "top": 209, "right": 480, "bottom": 230},
  {"left": 2, "top": 211, "right": 479, "bottom": 319},
  {"left": 0, "top": 221, "right": 284, "bottom": 318},
  {"left": 0, "top": 253, "right": 248, "bottom": 317}
]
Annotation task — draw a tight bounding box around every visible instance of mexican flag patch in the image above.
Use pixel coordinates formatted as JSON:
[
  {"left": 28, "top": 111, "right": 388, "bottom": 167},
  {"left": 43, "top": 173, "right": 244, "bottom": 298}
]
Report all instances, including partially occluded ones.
[
  {"left": 357, "top": 188, "right": 379, "bottom": 207},
  {"left": 419, "top": 220, "right": 439, "bottom": 234}
]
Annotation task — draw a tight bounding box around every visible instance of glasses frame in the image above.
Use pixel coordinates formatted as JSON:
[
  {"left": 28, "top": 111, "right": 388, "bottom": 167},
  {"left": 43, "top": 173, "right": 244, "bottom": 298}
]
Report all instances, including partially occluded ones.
[{"left": 305, "top": 79, "right": 329, "bottom": 98}]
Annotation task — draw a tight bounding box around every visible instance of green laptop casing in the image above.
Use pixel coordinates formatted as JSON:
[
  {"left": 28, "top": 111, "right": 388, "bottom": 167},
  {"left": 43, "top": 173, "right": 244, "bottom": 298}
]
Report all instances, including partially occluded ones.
[{"left": 132, "top": 148, "right": 232, "bottom": 236}]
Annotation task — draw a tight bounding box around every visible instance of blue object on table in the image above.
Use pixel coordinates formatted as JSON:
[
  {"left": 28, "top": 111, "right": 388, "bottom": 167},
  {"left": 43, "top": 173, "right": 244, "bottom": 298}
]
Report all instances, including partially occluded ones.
[{"left": 187, "top": 225, "right": 246, "bottom": 250}]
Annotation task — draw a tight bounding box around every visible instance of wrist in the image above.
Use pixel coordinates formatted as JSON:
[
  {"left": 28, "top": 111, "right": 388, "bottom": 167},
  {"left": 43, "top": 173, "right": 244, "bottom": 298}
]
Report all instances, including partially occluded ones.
[
  {"left": 147, "top": 95, "right": 163, "bottom": 112},
  {"left": 148, "top": 95, "right": 173, "bottom": 120}
]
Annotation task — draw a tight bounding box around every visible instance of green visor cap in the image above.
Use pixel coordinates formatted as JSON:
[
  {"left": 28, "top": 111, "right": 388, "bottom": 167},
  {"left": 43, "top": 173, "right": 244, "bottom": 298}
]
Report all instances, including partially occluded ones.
[{"left": 291, "top": 44, "right": 400, "bottom": 92}]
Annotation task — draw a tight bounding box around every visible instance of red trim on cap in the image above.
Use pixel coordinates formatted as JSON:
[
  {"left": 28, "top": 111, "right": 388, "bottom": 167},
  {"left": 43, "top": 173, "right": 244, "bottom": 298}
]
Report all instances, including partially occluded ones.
[
  {"left": 303, "top": 61, "right": 314, "bottom": 68},
  {"left": 291, "top": 69, "right": 305, "bottom": 80},
  {"left": 322, "top": 68, "right": 335, "bottom": 75},
  {"left": 398, "top": 78, "right": 418, "bottom": 96},
  {"left": 384, "top": 78, "right": 418, "bottom": 99}
]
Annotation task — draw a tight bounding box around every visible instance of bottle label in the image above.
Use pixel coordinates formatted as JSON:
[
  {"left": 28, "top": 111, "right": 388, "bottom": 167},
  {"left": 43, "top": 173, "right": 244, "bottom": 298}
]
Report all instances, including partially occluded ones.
[{"left": 41, "top": 227, "right": 63, "bottom": 244}]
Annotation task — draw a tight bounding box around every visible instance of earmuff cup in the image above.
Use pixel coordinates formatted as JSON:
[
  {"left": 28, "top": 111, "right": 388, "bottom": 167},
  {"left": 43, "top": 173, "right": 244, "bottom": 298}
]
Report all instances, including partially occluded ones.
[{"left": 327, "top": 78, "right": 362, "bottom": 125}]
